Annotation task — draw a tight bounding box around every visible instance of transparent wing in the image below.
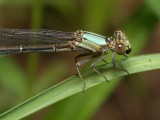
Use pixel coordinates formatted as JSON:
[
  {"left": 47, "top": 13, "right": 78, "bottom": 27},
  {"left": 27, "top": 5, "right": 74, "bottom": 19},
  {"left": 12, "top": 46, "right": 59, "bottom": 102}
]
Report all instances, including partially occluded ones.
[{"left": 0, "top": 28, "right": 74, "bottom": 46}]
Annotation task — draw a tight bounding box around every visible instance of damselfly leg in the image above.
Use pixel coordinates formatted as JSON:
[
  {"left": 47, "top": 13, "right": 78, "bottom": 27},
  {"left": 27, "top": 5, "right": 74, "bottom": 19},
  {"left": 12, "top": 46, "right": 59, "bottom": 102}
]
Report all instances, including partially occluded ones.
[
  {"left": 75, "top": 53, "right": 109, "bottom": 92},
  {"left": 112, "top": 51, "right": 129, "bottom": 74},
  {"left": 75, "top": 53, "right": 94, "bottom": 92},
  {"left": 91, "top": 54, "right": 109, "bottom": 82}
]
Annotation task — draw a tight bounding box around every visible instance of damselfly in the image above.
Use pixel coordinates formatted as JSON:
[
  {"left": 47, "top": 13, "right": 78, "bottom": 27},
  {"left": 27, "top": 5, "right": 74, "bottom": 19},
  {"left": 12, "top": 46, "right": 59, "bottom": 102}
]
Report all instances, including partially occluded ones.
[{"left": 0, "top": 28, "right": 131, "bottom": 91}]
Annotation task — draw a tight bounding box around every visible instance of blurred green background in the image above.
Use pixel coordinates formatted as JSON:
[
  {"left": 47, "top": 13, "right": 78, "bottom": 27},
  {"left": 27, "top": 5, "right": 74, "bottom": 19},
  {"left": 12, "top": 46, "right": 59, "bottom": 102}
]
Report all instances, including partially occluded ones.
[{"left": 0, "top": 0, "right": 160, "bottom": 120}]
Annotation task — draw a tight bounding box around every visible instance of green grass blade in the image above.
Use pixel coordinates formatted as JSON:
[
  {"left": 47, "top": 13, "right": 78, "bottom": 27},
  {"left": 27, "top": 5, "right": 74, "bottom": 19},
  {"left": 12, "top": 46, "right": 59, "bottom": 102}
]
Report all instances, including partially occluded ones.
[{"left": 0, "top": 53, "right": 160, "bottom": 120}]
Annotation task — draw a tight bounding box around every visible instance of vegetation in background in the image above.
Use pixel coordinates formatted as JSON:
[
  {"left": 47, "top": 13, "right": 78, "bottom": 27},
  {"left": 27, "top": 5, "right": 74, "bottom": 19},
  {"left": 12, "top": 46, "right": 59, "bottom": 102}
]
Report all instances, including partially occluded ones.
[{"left": 0, "top": 0, "right": 160, "bottom": 120}]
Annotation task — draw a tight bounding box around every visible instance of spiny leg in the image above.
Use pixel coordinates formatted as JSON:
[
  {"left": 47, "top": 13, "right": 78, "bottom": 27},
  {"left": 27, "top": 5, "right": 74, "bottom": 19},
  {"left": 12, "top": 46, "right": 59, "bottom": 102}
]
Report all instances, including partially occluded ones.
[
  {"left": 75, "top": 54, "right": 93, "bottom": 92},
  {"left": 102, "top": 59, "right": 107, "bottom": 64},
  {"left": 91, "top": 54, "right": 109, "bottom": 82},
  {"left": 112, "top": 52, "right": 129, "bottom": 74}
]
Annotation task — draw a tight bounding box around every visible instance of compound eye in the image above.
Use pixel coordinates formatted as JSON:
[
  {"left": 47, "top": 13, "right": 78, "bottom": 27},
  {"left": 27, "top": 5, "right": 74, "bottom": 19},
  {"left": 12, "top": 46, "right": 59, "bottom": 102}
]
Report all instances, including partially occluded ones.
[{"left": 125, "top": 48, "right": 132, "bottom": 54}]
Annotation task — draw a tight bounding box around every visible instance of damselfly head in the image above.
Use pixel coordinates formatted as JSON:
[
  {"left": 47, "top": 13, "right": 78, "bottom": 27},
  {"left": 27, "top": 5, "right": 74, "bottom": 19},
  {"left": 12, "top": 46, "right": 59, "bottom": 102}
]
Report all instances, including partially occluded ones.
[{"left": 114, "top": 30, "right": 131, "bottom": 55}]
